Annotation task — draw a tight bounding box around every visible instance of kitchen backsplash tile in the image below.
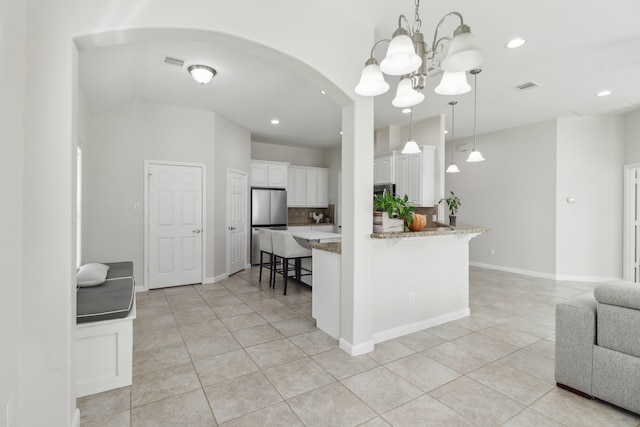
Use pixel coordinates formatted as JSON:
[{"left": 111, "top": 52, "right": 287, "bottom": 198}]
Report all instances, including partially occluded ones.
[{"left": 288, "top": 205, "right": 334, "bottom": 225}]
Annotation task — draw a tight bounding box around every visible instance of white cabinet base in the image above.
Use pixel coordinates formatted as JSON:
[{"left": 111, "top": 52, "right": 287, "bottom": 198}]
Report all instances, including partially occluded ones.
[{"left": 76, "top": 299, "right": 136, "bottom": 397}]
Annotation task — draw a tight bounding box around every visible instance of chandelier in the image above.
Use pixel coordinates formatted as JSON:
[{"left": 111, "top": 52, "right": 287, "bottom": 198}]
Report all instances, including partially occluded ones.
[{"left": 354, "top": 0, "right": 485, "bottom": 108}]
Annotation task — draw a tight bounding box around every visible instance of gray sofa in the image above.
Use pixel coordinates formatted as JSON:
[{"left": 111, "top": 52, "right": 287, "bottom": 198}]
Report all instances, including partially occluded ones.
[{"left": 555, "top": 280, "right": 640, "bottom": 414}]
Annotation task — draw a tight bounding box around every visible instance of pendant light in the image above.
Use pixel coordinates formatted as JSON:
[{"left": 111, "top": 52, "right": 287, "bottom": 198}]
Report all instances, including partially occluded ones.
[
  {"left": 467, "top": 69, "right": 485, "bottom": 162},
  {"left": 446, "top": 101, "right": 460, "bottom": 173},
  {"left": 401, "top": 108, "right": 421, "bottom": 154}
]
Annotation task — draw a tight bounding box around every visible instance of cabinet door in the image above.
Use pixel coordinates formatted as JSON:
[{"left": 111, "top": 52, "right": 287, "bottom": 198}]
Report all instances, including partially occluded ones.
[
  {"left": 292, "top": 168, "right": 307, "bottom": 206},
  {"left": 250, "top": 162, "right": 269, "bottom": 187},
  {"left": 395, "top": 154, "right": 409, "bottom": 198},
  {"left": 317, "top": 169, "right": 329, "bottom": 207},
  {"left": 378, "top": 155, "right": 394, "bottom": 184},
  {"left": 287, "top": 169, "right": 295, "bottom": 206},
  {"left": 407, "top": 153, "right": 422, "bottom": 205},
  {"left": 373, "top": 158, "right": 380, "bottom": 184},
  {"left": 268, "top": 164, "right": 287, "bottom": 188},
  {"left": 305, "top": 169, "right": 318, "bottom": 206}
]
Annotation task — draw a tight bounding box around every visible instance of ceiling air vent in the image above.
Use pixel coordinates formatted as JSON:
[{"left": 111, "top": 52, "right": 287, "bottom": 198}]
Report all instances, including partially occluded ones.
[
  {"left": 163, "top": 56, "right": 185, "bottom": 68},
  {"left": 514, "top": 81, "right": 540, "bottom": 91}
]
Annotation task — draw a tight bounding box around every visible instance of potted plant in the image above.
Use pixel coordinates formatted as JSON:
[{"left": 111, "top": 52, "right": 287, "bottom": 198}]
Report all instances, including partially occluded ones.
[
  {"left": 373, "top": 191, "right": 415, "bottom": 232},
  {"left": 439, "top": 191, "right": 461, "bottom": 226}
]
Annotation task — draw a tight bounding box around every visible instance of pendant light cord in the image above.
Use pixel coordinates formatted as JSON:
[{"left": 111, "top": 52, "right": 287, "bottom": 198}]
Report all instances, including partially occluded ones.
[
  {"left": 450, "top": 101, "right": 456, "bottom": 163},
  {"left": 471, "top": 69, "right": 481, "bottom": 150}
]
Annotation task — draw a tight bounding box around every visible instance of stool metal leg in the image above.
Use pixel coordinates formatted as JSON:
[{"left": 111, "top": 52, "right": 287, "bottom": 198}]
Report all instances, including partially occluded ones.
[{"left": 283, "top": 258, "right": 289, "bottom": 295}]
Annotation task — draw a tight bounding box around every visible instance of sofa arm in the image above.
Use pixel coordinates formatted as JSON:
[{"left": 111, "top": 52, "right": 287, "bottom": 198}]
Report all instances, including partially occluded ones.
[
  {"left": 594, "top": 281, "right": 640, "bottom": 310},
  {"left": 555, "top": 297, "right": 597, "bottom": 395}
]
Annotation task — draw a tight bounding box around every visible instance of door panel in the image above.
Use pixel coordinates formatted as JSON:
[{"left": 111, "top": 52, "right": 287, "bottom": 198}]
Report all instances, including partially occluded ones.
[
  {"left": 149, "top": 164, "right": 203, "bottom": 288},
  {"left": 229, "top": 171, "right": 248, "bottom": 275}
]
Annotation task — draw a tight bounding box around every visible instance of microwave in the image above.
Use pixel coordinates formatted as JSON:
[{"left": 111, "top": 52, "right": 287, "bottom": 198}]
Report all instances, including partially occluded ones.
[{"left": 373, "top": 183, "right": 395, "bottom": 196}]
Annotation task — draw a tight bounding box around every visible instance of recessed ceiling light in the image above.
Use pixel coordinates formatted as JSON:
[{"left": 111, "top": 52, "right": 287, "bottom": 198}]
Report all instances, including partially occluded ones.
[
  {"left": 596, "top": 90, "right": 612, "bottom": 97},
  {"left": 270, "top": 119, "right": 280, "bottom": 125},
  {"left": 505, "top": 38, "right": 526, "bottom": 49},
  {"left": 444, "top": 130, "right": 448, "bottom": 134},
  {"left": 401, "top": 108, "right": 412, "bottom": 114},
  {"left": 320, "top": 90, "right": 326, "bottom": 95},
  {"left": 340, "top": 131, "right": 343, "bottom": 135}
]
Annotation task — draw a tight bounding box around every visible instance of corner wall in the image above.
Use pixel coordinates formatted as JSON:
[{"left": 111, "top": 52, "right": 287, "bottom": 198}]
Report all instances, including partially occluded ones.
[
  {"left": 624, "top": 108, "right": 640, "bottom": 164},
  {"left": 1, "top": 0, "right": 25, "bottom": 424}
]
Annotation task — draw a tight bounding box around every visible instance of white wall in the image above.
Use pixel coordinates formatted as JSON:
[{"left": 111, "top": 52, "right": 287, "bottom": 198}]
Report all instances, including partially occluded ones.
[
  {"left": 556, "top": 116, "right": 624, "bottom": 280},
  {"left": 624, "top": 108, "right": 640, "bottom": 164},
  {"left": 21, "top": 0, "right": 76, "bottom": 425},
  {"left": 215, "top": 115, "right": 252, "bottom": 277},
  {"left": 88, "top": 101, "right": 217, "bottom": 284},
  {"left": 251, "top": 141, "right": 325, "bottom": 167},
  {"left": 1, "top": 0, "right": 25, "bottom": 424},
  {"left": 447, "top": 120, "right": 558, "bottom": 276}
]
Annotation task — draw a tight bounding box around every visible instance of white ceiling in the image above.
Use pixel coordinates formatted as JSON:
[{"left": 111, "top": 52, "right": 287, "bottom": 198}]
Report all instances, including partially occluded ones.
[{"left": 79, "top": 0, "right": 640, "bottom": 150}]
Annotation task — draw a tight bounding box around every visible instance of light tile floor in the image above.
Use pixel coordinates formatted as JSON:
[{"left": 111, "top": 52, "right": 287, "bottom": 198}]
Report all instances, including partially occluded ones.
[{"left": 78, "top": 267, "right": 640, "bottom": 426}]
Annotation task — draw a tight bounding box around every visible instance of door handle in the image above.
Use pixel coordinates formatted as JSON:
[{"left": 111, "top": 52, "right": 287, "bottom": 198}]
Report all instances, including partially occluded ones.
[
  {"left": 192, "top": 229, "right": 201, "bottom": 233},
  {"left": 228, "top": 226, "right": 236, "bottom": 231}
]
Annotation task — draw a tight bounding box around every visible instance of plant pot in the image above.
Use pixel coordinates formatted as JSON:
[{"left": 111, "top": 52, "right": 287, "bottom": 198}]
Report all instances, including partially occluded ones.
[
  {"left": 373, "top": 211, "right": 404, "bottom": 233},
  {"left": 449, "top": 215, "right": 457, "bottom": 226}
]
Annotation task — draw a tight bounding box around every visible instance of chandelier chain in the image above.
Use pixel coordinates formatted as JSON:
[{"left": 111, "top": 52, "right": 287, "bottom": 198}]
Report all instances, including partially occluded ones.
[{"left": 413, "top": 0, "right": 422, "bottom": 33}]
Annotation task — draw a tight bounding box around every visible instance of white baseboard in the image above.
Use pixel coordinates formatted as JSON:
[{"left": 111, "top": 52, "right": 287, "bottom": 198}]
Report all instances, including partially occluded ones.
[
  {"left": 72, "top": 408, "right": 81, "bottom": 427},
  {"left": 470, "top": 261, "right": 621, "bottom": 283},
  {"left": 245, "top": 263, "right": 252, "bottom": 270},
  {"left": 202, "top": 277, "right": 216, "bottom": 284},
  {"left": 372, "top": 308, "right": 470, "bottom": 344},
  {"left": 213, "top": 273, "right": 229, "bottom": 283},
  {"left": 339, "top": 338, "right": 374, "bottom": 356}
]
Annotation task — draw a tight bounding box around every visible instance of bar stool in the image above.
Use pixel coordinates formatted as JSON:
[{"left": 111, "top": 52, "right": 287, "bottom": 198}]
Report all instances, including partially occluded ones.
[
  {"left": 271, "top": 230, "right": 312, "bottom": 295},
  {"left": 257, "top": 229, "right": 275, "bottom": 287}
]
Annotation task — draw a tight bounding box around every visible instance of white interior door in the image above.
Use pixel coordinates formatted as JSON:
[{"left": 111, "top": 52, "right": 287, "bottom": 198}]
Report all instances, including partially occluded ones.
[
  {"left": 623, "top": 165, "right": 640, "bottom": 282},
  {"left": 228, "top": 170, "right": 247, "bottom": 275},
  {"left": 148, "top": 163, "right": 203, "bottom": 288}
]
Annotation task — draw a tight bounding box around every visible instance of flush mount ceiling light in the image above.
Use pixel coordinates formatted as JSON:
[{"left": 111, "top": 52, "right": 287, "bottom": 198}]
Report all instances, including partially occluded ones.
[
  {"left": 467, "top": 69, "right": 485, "bottom": 162},
  {"left": 355, "top": 0, "right": 485, "bottom": 109},
  {"left": 270, "top": 119, "right": 280, "bottom": 125},
  {"left": 446, "top": 101, "right": 460, "bottom": 173},
  {"left": 187, "top": 65, "right": 217, "bottom": 84},
  {"left": 596, "top": 90, "right": 612, "bottom": 97},
  {"left": 505, "top": 38, "right": 526, "bottom": 49}
]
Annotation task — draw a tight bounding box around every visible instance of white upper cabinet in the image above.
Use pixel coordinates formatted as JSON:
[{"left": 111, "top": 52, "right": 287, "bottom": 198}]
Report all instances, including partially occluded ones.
[
  {"left": 394, "top": 145, "right": 436, "bottom": 207},
  {"left": 373, "top": 153, "right": 395, "bottom": 184},
  {"left": 250, "top": 161, "right": 289, "bottom": 188},
  {"left": 288, "top": 166, "right": 329, "bottom": 207}
]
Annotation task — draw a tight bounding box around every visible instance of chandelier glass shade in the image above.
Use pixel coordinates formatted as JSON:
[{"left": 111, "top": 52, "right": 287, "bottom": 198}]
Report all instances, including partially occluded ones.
[
  {"left": 354, "top": 1, "right": 484, "bottom": 111},
  {"left": 355, "top": 59, "right": 390, "bottom": 96},
  {"left": 435, "top": 71, "right": 471, "bottom": 95}
]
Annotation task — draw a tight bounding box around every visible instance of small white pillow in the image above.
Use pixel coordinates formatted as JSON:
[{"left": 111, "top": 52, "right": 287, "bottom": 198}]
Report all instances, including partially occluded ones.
[{"left": 77, "top": 263, "right": 109, "bottom": 287}]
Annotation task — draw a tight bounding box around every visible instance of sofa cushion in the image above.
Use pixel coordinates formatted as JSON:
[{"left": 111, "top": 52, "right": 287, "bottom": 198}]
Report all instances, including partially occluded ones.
[
  {"left": 597, "top": 303, "right": 640, "bottom": 358},
  {"left": 594, "top": 281, "right": 640, "bottom": 310}
]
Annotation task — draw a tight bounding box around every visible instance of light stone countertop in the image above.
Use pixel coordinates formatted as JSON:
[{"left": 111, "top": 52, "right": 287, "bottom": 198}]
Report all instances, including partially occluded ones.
[
  {"left": 371, "top": 222, "right": 489, "bottom": 239},
  {"left": 310, "top": 223, "right": 489, "bottom": 254}
]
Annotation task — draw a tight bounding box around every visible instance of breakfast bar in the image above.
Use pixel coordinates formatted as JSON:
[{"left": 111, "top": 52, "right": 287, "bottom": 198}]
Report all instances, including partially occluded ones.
[{"left": 311, "top": 223, "right": 488, "bottom": 345}]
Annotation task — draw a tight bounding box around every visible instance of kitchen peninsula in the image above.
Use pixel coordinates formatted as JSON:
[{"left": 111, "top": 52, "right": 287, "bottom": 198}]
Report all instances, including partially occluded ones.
[{"left": 311, "top": 223, "right": 488, "bottom": 345}]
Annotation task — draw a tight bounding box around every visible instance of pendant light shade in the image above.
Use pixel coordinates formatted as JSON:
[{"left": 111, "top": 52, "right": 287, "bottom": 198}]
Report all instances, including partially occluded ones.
[
  {"left": 188, "top": 65, "right": 216, "bottom": 84},
  {"left": 355, "top": 60, "right": 390, "bottom": 96},
  {"left": 401, "top": 109, "right": 421, "bottom": 154},
  {"left": 446, "top": 101, "right": 460, "bottom": 173},
  {"left": 466, "top": 149, "right": 485, "bottom": 162},
  {"left": 466, "top": 69, "right": 485, "bottom": 162},
  {"left": 401, "top": 138, "right": 421, "bottom": 154},
  {"left": 441, "top": 25, "right": 485, "bottom": 72},
  {"left": 392, "top": 77, "right": 425, "bottom": 108},
  {"left": 435, "top": 71, "right": 471, "bottom": 95},
  {"left": 446, "top": 163, "right": 461, "bottom": 173},
  {"left": 380, "top": 27, "right": 422, "bottom": 76}
]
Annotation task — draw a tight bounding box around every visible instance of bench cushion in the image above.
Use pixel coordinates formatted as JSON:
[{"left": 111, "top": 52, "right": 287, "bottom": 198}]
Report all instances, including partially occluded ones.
[{"left": 77, "top": 277, "right": 135, "bottom": 323}]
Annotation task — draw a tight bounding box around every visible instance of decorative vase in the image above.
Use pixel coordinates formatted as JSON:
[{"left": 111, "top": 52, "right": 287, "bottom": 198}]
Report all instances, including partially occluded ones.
[{"left": 449, "top": 215, "right": 457, "bottom": 226}]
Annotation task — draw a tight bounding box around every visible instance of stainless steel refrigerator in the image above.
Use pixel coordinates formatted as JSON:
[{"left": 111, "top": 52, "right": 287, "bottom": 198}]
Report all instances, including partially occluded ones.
[{"left": 251, "top": 188, "right": 288, "bottom": 265}]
